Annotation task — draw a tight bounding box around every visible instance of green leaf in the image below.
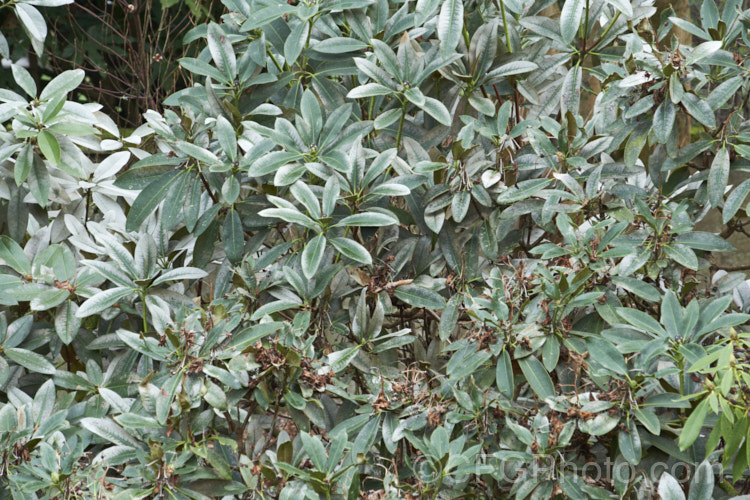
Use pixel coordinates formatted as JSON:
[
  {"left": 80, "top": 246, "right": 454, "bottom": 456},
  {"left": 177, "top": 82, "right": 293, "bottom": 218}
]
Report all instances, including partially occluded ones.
[
  {"left": 125, "top": 170, "right": 179, "bottom": 232},
  {"left": 658, "top": 473, "right": 686, "bottom": 500},
  {"left": 618, "top": 421, "right": 641, "bottom": 465},
  {"left": 329, "top": 237, "right": 372, "bottom": 265},
  {"left": 175, "top": 140, "right": 220, "bottom": 165},
  {"left": 11, "top": 64, "right": 36, "bottom": 97},
  {"left": 664, "top": 243, "right": 699, "bottom": 270},
  {"left": 660, "top": 291, "right": 682, "bottom": 340},
  {"left": 40, "top": 69, "right": 84, "bottom": 100},
  {"left": 76, "top": 287, "right": 133, "bottom": 318},
  {"left": 284, "top": 22, "right": 309, "bottom": 65},
  {"left": 55, "top": 301, "right": 80, "bottom": 344},
  {"left": 707, "top": 76, "right": 742, "bottom": 111},
  {"left": 496, "top": 350, "right": 514, "bottom": 399},
  {"left": 708, "top": 146, "right": 729, "bottom": 207},
  {"left": 328, "top": 345, "right": 361, "bottom": 373},
  {"left": 16, "top": 3, "right": 47, "bottom": 42},
  {"left": 215, "top": 115, "right": 237, "bottom": 161},
  {"left": 178, "top": 57, "right": 229, "bottom": 83},
  {"left": 560, "top": 0, "right": 584, "bottom": 44},
  {"left": 723, "top": 178, "right": 750, "bottom": 223},
  {"left": 258, "top": 207, "right": 317, "bottom": 229},
  {"left": 222, "top": 209, "right": 244, "bottom": 264},
  {"left": 83, "top": 260, "right": 134, "bottom": 288},
  {"left": 679, "top": 398, "right": 709, "bottom": 450},
  {"left": 674, "top": 231, "right": 734, "bottom": 252},
  {"left": 437, "top": 0, "right": 464, "bottom": 57},
  {"left": 5, "top": 348, "right": 55, "bottom": 375},
  {"left": 207, "top": 22, "right": 237, "bottom": 79},
  {"left": 28, "top": 153, "right": 50, "bottom": 205},
  {"left": 611, "top": 277, "right": 661, "bottom": 302},
  {"left": 652, "top": 100, "right": 676, "bottom": 144},
  {"left": 419, "top": 96, "right": 452, "bottom": 126},
  {"left": 30, "top": 287, "right": 69, "bottom": 311},
  {"left": 14, "top": 143, "right": 33, "bottom": 185},
  {"left": 587, "top": 337, "right": 627, "bottom": 376},
  {"left": 486, "top": 61, "right": 539, "bottom": 79},
  {"left": 313, "top": 37, "right": 369, "bottom": 53},
  {"left": 393, "top": 284, "right": 446, "bottom": 309},
  {"left": 560, "top": 65, "right": 581, "bottom": 116},
  {"left": 0, "top": 235, "right": 32, "bottom": 275},
  {"left": 452, "top": 191, "right": 471, "bottom": 222},
  {"left": 518, "top": 356, "right": 555, "bottom": 400},
  {"left": 634, "top": 408, "right": 660, "bottom": 435},
  {"left": 290, "top": 181, "right": 321, "bottom": 219},
  {"left": 688, "top": 460, "right": 714, "bottom": 500},
  {"left": 151, "top": 267, "right": 207, "bottom": 286},
  {"left": 300, "top": 432, "right": 328, "bottom": 470},
  {"left": 681, "top": 93, "right": 716, "bottom": 128},
  {"left": 227, "top": 322, "right": 285, "bottom": 351},
  {"left": 336, "top": 211, "right": 398, "bottom": 227},
  {"left": 624, "top": 123, "right": 650, "bottom": 167},
  {"left": 347, "top": 83, "right": 394, "bottom": 98},
  {"left": 439, "top": 295, "right": 459, "bottom": 341},
  {"left": 81, "top": 417, "right": 143, "bottom": 449},
  {"left": 685, "top": 40, "right": 722, "bottom": 66},
  {"left": 301, "top": 233, "right": 326, "bottom": 279},
  {"left": 37, "top": 130, "right": 60, "bottom": 165},
  {"left": 616, "top": 308, "right": 666, "bottom": 337}
]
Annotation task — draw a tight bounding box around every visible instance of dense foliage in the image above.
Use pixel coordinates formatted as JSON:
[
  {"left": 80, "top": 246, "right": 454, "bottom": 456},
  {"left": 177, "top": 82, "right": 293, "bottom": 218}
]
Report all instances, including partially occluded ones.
[{"left": 2, "top": 0, "right": 750, "bottom": 497}]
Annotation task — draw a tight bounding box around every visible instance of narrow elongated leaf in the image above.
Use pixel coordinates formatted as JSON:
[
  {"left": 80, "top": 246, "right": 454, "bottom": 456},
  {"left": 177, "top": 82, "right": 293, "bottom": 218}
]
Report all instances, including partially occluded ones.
[
  {"left": 76, "top": 287, "right": 133, "bottom": 318},
  {"left": 437, "top": 0, "right": 464, "bottom": 57},
  {"left": 5, "top": 348, "right": 56, "bottom": 375},
  {"left": 125, "top": 170, "right": 179, "bottom": 232},
  {"left": 28, "top": 154, "right": 50, "bottom": 205},
  {"left": 12, "top": 65, "right": 36, "bottom": 97},
  {"left": 688, "top": 461, "right": 714, "bottom": 500},
  {"left": 685, "top": 40, "right": 722, "bottom": 66},
  {"left": 0, "top": 235, "right": 32, "bottom": 274},
  {"left": 560, "top": 0, "right": 584, "bottom": 44},
  {"left": 336, "top": 211, "right": 398, "bottom": 227},
  {"left": 151, "top": 267, "right": 207, "bottom": 286},
  {"left": 227, "top": 322, "right": 285, "bottom": 351},
  {"left": 40, "top": 69, "right": 84, "bottom": 100},
  {"left": 55, "top": 301, "right": 80, "bottom": 344},
  {"left": 681, "top": 93, "right": 716, "bottom": 128},
  {"left": 16, "top": 4, "right": 47, "bottom": 42},
  {"left": 587, "top": 337, "right": 627, "bottom": 375},
  {"left": 313, "top": 37, "right": 368, "bottom": 53},
  {"left": 37, "top": 130, "right": 60, "bottom": 165},
  {"left": 658, "top": 473, "right": 686, "bottom": 500},
  {"left": 222, "top": 209, "right": 244, "bottom": 264},
  {"left": 723, "top": 178, "right": 750, "bottom": 223},
  {"left": 708, "top": 146, "right": 729, "bottom": 207},
  {"left": 674, "top": 232, "right": 734, "bottom": 252},
  {"left": 618, "top": 422, "right": 641, "bottom": 465},
  {"left": 301, "top": 233, "right": 326, "bottom": 279},
  {"left": 419, "top": 96, "right": 452, "bottom": 126},
  {"left": 653, "top": 100, "right": 676, "bottom": 144},
  {"left": 393, "top": 284, "right": 446, "bottom": 309},
  {"left": 560, "top": 65, "right": 581, "bottom": 116},
  {"left": 496, "top": 350, "right": 514, "bottom": 399},
  {"left": 518, "top": 356, "right": 555, "bottom": 400},
  {"left": 439, "top": 295, "right": 459, "bottom": 340},
  {"left": 329, "top": 237, "right": 372, "bottom": 264},
  {"left": 81, "top": 417, "right": 143, "bottom": 449},
  {"left": 452, "top": 191, "right": 471, "bottom": 222},
  {"left": 616, "top": 308, "right": 666, "bottom": 337},
  {"left": 207, "top": 22, "right": 237, "bottom": 79},
  {"left": 679, "top": 398, "right": 709, "bottom": 450}
]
